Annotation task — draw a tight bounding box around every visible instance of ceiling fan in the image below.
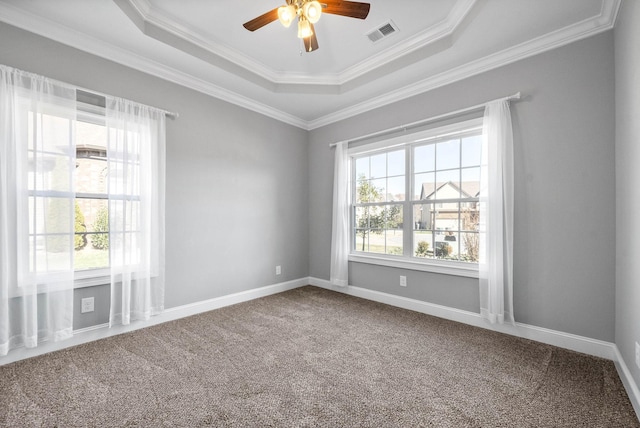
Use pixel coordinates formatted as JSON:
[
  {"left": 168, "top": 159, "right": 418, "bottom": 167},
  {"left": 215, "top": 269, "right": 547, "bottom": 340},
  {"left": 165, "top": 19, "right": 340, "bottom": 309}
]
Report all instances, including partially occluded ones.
[{"left": 243, "top": 1, "right": 371, "bottom": 53}]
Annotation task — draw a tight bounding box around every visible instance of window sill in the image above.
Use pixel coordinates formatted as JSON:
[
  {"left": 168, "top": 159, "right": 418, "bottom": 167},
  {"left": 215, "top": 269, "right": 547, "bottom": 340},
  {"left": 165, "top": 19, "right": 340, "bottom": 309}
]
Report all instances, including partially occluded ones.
[
  {"left": 74, "top": 268, "right": 110, "bottom": 288},
  {"left": 348, "top": 253, "right": 479, "bottom": 278}
]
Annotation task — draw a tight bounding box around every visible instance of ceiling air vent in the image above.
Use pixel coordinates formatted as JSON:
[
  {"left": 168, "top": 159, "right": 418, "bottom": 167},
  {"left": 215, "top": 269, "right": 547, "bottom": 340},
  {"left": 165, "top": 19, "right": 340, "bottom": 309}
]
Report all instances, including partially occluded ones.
[{"left": 366, "top": 20, "right": 399, "bottom": 43}]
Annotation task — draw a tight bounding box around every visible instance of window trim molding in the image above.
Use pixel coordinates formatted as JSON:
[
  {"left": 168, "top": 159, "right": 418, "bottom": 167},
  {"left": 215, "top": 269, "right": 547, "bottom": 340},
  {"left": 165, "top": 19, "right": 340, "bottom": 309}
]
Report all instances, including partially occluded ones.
[
  {"left": 348, "top": 118, "right": 483, "bottom": 278},
  {"left": 348, "top": 253, "right": 479, "bottom": 278},
  {"left": 74, "top": 268, "right": 110, "bottom": 288}
]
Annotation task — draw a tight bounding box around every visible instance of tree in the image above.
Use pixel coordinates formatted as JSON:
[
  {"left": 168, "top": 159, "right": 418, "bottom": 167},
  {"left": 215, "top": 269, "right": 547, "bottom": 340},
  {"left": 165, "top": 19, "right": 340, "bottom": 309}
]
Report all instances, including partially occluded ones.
[
  {"left": 356, "top": 174, "right": 402, "bottom": 252},
  {"left": 461, "top": 207, "right": 479, "bottom": 262},
  {"left": 91, "top": 206, "right": 109, "bottom": 250},
  {"left": 74, "top": 201, "right": 88, "bottom": 250}
]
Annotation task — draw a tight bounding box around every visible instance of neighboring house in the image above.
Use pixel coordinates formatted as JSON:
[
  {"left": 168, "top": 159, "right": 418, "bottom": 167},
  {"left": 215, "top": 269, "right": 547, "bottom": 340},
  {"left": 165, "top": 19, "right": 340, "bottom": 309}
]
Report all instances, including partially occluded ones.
[
  {"left": 415, "top": 181, "right": 480, "bottom": 231},
  {"left": 415, "top": 181, "right": 480, "bottom": 260}
]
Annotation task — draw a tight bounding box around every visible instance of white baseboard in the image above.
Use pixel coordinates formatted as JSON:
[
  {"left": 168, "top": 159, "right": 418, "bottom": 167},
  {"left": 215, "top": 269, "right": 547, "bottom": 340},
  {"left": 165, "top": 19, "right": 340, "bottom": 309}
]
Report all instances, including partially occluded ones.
[
  {"left": 308, "top": 277, "right": 616, "bottom": 359},
  {"left": 0, "top": 277, "right": 308, "bottom": 366},
  {"left": 308, "top": 276, "right": 639, "bottom": 420},
  {"left": 614, "top": 347, "right": 640, "bottom": 419}
]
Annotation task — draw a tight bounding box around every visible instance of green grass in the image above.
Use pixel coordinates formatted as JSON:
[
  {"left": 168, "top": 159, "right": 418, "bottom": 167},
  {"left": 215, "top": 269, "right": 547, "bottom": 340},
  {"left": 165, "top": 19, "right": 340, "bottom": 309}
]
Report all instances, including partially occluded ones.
[{"left": 75, "top": 247, "right": 109, "bottom": 270}]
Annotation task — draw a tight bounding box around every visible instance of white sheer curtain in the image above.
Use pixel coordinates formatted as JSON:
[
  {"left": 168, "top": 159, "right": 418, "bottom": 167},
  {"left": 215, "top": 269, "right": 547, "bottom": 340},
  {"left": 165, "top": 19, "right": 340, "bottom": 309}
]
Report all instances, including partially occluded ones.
[
  {"left": 330, "top": 141, "right": 350, "bottom": 287},
  {"left": 0, "top": 65, "right": 76, "bottom": 356},
  {"left": 106, "top": 98, "right": 165, "bottom": 326},
  {"left": 479, "top": 99, "right": 515, "bottom": 324}
]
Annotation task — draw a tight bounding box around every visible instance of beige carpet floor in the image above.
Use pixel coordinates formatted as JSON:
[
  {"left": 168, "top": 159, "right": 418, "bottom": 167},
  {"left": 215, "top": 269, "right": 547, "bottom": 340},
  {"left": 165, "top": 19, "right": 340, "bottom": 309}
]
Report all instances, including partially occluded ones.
[{"left": 0, "top": 286, "right": 638, "bottom": 427}]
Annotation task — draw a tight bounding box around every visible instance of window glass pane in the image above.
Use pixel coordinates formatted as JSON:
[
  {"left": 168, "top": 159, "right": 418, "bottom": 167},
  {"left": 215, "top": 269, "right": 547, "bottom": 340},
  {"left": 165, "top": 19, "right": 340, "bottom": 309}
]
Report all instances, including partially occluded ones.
[
  {"left": 40, "top": 114, "right": 73, "bottom": 155},
  {"left": 354, "top": 229, "right": 370, "bottom": 253},
  {"left": 42, "top": 197, "right": 73, "bottom": 234},
  {"left": 360, "top": 228, "right": 384, "bottom": 254},
  {"left": 384, "top": 204, "right": 403, "bottom": 229},
  {"left": 75, "top": 158, "right": 108, "bottom": 195},
  {"left": 461, "top": 167, "right": 480, "bottom": 198},
  {"left": 461, "top": 205, "right": 480, "bottom": 232},
  {"left": 435, "top": 170, "right": 460, "bottom": 199},
  {"left": 356, "top": 178, "right": 376, "bottom": 203},
  {"left": 460, "top": 232, "right": 479, "bottom": 262},
  {"left": 32, "top": 236, "right": 73, "bottom": 273},
  {"left": 387, "top": 176, "right": 405, "bottom": 202},
  {"left": 355, "top": 157, "right": 369, "bottom": 180},
  {"left": 387, "top": 150, "right": 405, "bottom": 176},
  {"left": 370, "top": 178, "right": 386, "bottom": 202},
  {"left": 370, "top": 153, "right": 386, "bottom": 178},
  {"left": 436, "top": 139, "right": 460, "bottom": 170},
  {"left": 75, "top": 121, "right": 108, "bottom": 195},
  {"left": 442, "top": 231, "right": 459, "bottom": 260},
  {"left": 385, "top": 230, "right": 403, "bottom": 255},
  {"left": 414, "top": 145, "right": 435, "bottom": 173},
  {"left": 413, "top": 203, "right": 434, "bottom": 231},
  {"left": 355, "top": 206, "right": 370, "bottom": 229},
  {"left": 435, "top": 240, "right": 457, "bottom": 260},
  {"left": 29, "top": 153, "right": 73, "bottom": 192},
  {"left": 414, "top": 172, "right": 434, "bottom": 200},
  {"left": 355, "top": 204, "right": 383, "bottom": 253},
  {"left": 434, "top": 203, "right": 460, "bottom": 232},
  {"left": 461, "top": 135, "right": 482, "bottom": 167},
  {"left": 75, "top": 233, "right": 109, "bottom": 270},
  {"left": 110, "top": 200, "right": 141, "bottom": 233},
  {"left": 75, "top": 198, "right": 109, "bottom": 271},
  {"left": 76, "top": 120, "right": 107, "bottom": 150},
  {"left": 413, "top": 231, "right": 433, "bottom": 258}
]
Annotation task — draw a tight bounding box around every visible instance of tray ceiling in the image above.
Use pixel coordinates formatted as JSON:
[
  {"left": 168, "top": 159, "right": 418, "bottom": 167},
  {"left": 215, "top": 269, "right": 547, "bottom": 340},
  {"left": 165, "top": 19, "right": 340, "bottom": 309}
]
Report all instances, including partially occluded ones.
[{"left": 0, "top": 0, "right": 620, "bottom": 129}]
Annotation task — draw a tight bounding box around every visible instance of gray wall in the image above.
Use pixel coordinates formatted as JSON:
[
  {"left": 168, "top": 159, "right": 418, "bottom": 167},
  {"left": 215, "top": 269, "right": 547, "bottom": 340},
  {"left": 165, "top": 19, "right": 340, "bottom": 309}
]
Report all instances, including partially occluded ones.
[
  {"left": 0, "top": 23, "right": 619, "bottom": 344},
  {"left": 0, "top": 23, "right": 309, "bottom": 329},
  {"left": 309, "top": 32, "right": 616, "bottom": 341},
  {"left": 615, "top": 0, "right": 640, "bottom": 390}
]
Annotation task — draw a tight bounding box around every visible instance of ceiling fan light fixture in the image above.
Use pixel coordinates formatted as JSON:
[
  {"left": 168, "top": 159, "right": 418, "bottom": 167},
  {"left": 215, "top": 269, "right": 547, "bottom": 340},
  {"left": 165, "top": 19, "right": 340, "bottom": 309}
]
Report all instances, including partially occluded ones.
[
  {"left": 297, "top": 18, "right": 313, "bottom": 39},
  {"left": 303, "top": 1, "right": 322, "bottom": 24},
  {"left": 278, "top": 5, "right": 296, "bottom": 28}
]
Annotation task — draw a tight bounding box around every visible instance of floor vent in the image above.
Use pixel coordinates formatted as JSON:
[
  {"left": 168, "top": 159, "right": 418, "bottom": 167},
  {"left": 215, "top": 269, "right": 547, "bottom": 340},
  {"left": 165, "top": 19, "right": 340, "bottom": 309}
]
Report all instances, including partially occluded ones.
[{"left": 366, "top": 20, "right": 399, "bottom": 43}]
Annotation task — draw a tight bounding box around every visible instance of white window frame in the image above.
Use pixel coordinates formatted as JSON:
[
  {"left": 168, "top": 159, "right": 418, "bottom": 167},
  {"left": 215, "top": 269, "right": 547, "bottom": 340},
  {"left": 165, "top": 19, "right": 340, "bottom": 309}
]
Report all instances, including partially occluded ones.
[{"left": 348, "top": 118, "right": 482, "bottom": 278}]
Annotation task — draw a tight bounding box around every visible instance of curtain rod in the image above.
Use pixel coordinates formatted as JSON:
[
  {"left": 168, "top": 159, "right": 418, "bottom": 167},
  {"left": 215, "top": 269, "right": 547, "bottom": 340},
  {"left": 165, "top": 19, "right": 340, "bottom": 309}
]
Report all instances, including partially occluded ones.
[
  {"left": 329, "top": 92, "right": 521, "bottom": 148},
  {"left": 76, "top": 87, "right": 179, "bottom": 120},
  {"left": 1, "top": 64, "right": 179, "bottom": 119}
]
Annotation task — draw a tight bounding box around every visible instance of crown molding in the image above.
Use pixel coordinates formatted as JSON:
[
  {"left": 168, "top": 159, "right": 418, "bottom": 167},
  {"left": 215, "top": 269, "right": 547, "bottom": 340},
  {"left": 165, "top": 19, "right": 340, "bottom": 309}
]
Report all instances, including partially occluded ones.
[
  {"left": 115, "top": 0, "right": 283, "bottom": 87},
  {"left": 0, "top": 0, "right": 620, "bottom": 131},
  {"left": 307, "top": 0, "right": 621, "bottom": 130},
  {"left": 119, "top": 0, "right": 477, "bottom": 87},
  {"left": 338, "top": 0, "right": 476, "bottom": 84},
  {"left": 0, "top": 1, "right": 307, "bottom": 129}
]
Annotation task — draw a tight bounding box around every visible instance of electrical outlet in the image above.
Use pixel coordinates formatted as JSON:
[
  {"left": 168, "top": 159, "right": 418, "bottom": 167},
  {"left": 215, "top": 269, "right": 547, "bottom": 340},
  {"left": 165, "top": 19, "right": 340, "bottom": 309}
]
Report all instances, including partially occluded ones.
[
  {"left": 399, "top": 275, "right": 407, "bottom": 287},
  {"left": 276, "top": 265, "right": 281, "bottom": 275},
  {"left": 636, "top": 342, "right": 640, "bottom": 369},
  {"left": 81, "top": 297, "right": 94, "bottom": 314}
]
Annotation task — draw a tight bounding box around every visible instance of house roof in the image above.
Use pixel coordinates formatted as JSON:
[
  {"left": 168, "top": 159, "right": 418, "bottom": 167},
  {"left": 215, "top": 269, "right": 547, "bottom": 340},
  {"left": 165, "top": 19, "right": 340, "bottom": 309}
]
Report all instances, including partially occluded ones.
[{"left": 419, "top": 181, "right": 480, "bottom": 200}]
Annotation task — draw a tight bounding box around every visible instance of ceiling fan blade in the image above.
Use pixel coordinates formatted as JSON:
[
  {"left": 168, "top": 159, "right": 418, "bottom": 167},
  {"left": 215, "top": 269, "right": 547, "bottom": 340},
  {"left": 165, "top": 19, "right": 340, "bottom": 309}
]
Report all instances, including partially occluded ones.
[
  {"left": 243, "top": 8, "right": 279, "bottom": 31},
  {"left": 303, "top": 24, "right": 319, "bottom": 52},
  {"left": 322, "top": 1, "right": 370, "bottom": 19}
]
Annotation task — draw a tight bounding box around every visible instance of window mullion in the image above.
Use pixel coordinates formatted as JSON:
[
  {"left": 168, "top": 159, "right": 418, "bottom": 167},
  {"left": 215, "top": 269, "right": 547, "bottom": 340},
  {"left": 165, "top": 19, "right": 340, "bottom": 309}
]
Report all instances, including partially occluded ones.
[{"left": 403, "top": 146, "right": 412, "bottom": 257}]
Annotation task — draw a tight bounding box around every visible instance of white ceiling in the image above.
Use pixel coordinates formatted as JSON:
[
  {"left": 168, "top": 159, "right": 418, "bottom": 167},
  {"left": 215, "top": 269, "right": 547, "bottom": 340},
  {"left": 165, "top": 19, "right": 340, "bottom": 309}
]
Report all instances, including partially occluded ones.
[{"left": 0, "top": 0, "right": 620, "bottom": 129}]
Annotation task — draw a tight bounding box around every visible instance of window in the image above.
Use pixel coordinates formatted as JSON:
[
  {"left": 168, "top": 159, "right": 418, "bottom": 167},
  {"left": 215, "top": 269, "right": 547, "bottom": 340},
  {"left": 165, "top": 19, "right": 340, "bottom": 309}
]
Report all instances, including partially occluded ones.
[
  {"left": 26, "top": 95, "right": 111, "bottom": 285},
  {"left": 2, "top": 65, "right": 167, "bottom": 352},
  {"left": 350, "top": 119, "right": 482, "bottom": 277}
]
